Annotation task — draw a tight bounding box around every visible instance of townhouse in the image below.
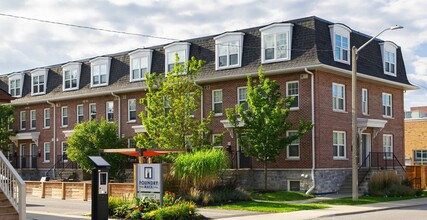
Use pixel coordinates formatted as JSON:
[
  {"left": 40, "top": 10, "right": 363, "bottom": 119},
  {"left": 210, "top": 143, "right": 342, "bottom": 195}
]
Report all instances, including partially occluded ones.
[
  {"left": 0, "top": 16, "right": 415, "bottom": 193},
  {"left": 405, "top": 106, "right": 427, "bottom": 165}
]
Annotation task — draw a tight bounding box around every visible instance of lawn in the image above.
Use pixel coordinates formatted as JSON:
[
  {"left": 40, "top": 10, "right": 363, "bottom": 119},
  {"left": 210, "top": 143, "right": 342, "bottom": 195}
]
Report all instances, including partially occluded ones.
[
  {"left": 250, "top": 191, "right": 314, "bottom": 201},
  {"left": 210, "top": 201, "right": 328, "bottom": 213},
  {"left": 317, "top": 191, "right": 427, "bottom": 205}
]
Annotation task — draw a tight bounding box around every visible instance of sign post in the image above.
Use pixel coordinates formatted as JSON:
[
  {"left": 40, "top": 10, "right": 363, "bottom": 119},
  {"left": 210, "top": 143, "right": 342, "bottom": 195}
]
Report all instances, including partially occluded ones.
[{"left": 135, "top": 163, "right": 163, "bottom": 207}]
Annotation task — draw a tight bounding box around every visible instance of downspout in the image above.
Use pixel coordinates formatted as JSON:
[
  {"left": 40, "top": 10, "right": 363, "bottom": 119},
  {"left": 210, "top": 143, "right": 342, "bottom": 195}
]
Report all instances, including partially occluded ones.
[
  {"left": 47, "top": 100, "right": 56, "bottom": 178},
  {"left": 111, "top": 92, "right": 121, "bottom": 137},
  {"left": 304, "top": 68, "right": 316, "bottom": 195}
]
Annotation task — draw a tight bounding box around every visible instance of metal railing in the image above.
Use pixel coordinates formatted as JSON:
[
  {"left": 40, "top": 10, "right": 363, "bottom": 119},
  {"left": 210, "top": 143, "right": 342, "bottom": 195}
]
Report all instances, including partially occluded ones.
[
  {"left": 46, "top": 154, "right": 78, "bottom": 180},
  {"left": 358, "top": 152, "right": 406, "bottom": 184},
  {"left": 0, "top": 151, "right": 26, "bottom": 220}
]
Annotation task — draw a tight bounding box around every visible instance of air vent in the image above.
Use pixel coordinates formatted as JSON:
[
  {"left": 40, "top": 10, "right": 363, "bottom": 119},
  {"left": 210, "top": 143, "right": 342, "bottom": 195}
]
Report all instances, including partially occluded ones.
[{"left": 300, "top": 74, "right": 308, "bottom": 79}]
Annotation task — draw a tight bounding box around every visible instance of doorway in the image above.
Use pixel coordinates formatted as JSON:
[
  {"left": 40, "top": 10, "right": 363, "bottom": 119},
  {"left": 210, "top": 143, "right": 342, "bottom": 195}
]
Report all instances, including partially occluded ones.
[{"left": 360, "top": 133, "right": 371, "bottom": 167}]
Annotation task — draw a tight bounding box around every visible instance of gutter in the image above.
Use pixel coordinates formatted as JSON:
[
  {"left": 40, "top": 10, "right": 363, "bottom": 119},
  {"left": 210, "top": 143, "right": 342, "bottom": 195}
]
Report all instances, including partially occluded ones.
[
  {"left": 46, "top": 100, "right": 56, "bottom": 178},
  {"left": 111, "top": 92, "right": 121, "bottom": 137},
  {"left": 304, "top": 68, "right": 316, "bottom": 195}
]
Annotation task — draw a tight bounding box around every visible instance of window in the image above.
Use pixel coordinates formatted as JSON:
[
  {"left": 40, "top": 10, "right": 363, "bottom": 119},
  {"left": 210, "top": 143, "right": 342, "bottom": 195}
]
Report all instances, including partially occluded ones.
[
  {"left": 128, "top": 138, "right": 136, "bottom": 148},
  {"left": 333, "top": 131, "right": 346, "bottom": 159},
  {"left": 288, "top": 180, "right": 301, "bottom": 191},
  {"left": 362, "top": 88, "right": 368, "bottom": 115},
  {"left": 164, "top": 42, "right": 190, "bottom": 73},
  {"left": 129, "top": 49, "right": 153, "bottom": 81},
  {"left": 62, "top": 62, "right": 82, "bottom": 91},
  {"left": 332, "top": 83, "right": 345, "bottom": 111},
  {"left": 414, "top": 150, "right": 427, "bottom": 165},
  {"left": 237, "top": 87, "right": 248, "bottom": 111},
  {"left": 31, "top": 69, "right": 48, "bottom": 96},
  {"left": 164, "top": 97, "right": 171, "bottom": 116},
  {"left": 286, "top": 81, "right": 299, "bottom": 109},
  {"left": 20, "top": 111, "right": 26, "bottom": 130},
  {"left": 44, "top": 142, "right": 51, "bottom": 162},
  {"left": 89, "top": 103, "right": 96, "bottom": 120},
  {"left": 61, "top": 106, "right": 68, "bottom": 127},
  {"left": 44, "top": 108, "right": 50, "bottom": 128},
  {"left": 287, "top": 131, "right": 300, "bottom": 159},
  {"left": 106, "top": 101, "right": 114, "bottom": 122},
  {"left": 128, "top": 99, "right": 136, "bottom": 122},
  {"left": 7, "top": 116, "right": 12, "bottom": 131},
  {"left": 90, "top": 57, "right": 111, "bottom": 87},
  {"left": 9, "top": 73, "right": 23, "bottom": 98},
  {"left": 382, "top": 93, "right": 392, "bottom": 117},
  {"left": 30, "top": 110, "right": 36, "bottom": 129},
  {"left": 77, "top": 104, "right": 84, "bottom": 124},
  {"left": 214, "top": 32, "right": 245, "bottom": 70},
  {"left": 212, "top": 89, "right": 223, "bottom": 116},
  {"left": 260, "top": 23, "right": 293, "bottom": 63},
  {"left": 212, "top": 134, "right": 223, "bottom": 147},
  {"left": 383, "top": 134, "right": 393, "bottom": 159},
  {"left": 62, "top": 142, "right": 68, "bottom": 162},
  {"left": 329, "top": 24, "right": 351, "bottom": 64},
  {"left": 380, "top": 42, "right": 398, "bottom": 76}
]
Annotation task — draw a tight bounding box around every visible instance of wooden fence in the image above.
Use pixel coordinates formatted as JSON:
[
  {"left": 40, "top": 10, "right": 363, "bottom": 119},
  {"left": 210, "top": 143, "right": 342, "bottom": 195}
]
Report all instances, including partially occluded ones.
[
  {"left": 406, "top": 165, "right": 427, "bottom": 189},
  {"left": 26, "top": 181, "right": 134, "bottom": 201}
]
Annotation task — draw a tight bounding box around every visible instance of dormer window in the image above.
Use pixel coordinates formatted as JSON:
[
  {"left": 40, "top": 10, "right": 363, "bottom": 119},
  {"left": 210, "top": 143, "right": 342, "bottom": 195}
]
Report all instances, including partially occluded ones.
[
  {"left": 31, "top": 68, "right": 48, "bottom": 96},
  {"left": 128, "top": 49, "right": 153, "bottom": 82},
  {"left": 8, "top": 72, "right": 24, "bottom": 98},
  {"left": 90, "top": 57, "right": 111, "bottom": 87},
  {"left": 260, "top": 23, "right": 294, "bottom": 63},
  {"left": 214, "top": 32, "right": 245, "bottom": 70},
  {"left": 62, "top": 62, "right": 82, "bottom": 91},
  {"left": 329, "top": 24, "right": 352, "bottom": 64},
  {"left": 164, "top": 42, "right": 190, "bottom": 73},
  {"left": 380, "top": 41, "right": 398, "bottom": 76}
]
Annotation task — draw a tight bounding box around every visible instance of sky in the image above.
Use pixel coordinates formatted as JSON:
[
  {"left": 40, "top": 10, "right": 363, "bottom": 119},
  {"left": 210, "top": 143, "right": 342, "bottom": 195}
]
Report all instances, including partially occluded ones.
[{"left": 0, "top": 0, "right": 426, "bottom": 110}]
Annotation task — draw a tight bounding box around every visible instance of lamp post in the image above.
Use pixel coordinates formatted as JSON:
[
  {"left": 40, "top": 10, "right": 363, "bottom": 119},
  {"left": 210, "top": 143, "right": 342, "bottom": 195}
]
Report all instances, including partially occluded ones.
[{"left": 351, "top": 25, "right": 403, "bottom": 201}]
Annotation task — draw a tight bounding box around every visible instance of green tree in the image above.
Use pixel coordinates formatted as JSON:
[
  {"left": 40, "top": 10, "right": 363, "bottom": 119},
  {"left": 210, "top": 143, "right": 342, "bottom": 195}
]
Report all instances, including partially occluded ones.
[
  {"left": 66, "top": 118, "right": 127, "bottom": 181},
  {"left": 0, "top": 105, "right": 14, "bottom": 151},
  {"left": 135, "top": 56, "right": 215, "bottom": 150},
  {"left": 226, "top": 67, "right": 313, "bottom": 190}
]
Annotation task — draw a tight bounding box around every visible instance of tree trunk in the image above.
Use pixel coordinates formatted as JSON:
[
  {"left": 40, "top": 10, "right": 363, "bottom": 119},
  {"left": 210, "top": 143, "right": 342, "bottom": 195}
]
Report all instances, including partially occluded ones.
[{"left": 264, "top": 160, "right": 268, "bottom": 191}]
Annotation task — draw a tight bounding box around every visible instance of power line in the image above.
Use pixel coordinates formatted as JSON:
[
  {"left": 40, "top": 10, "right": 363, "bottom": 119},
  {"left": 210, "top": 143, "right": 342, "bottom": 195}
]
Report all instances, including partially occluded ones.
[{"left": 0, "top": 12, "right": 178, "bottom": 41}]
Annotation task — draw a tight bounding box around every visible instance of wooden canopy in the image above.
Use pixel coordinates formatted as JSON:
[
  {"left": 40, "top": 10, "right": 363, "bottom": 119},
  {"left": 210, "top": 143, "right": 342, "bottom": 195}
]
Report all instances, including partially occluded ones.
[{"left": 101, "top": 148, "right": 184, "bottom": 157}]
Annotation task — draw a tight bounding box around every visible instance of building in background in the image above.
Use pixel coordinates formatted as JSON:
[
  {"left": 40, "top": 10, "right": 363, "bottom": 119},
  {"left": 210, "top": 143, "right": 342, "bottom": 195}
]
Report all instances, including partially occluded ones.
[{"left": 405, "top": 106, "right": 427, "bottom": 165}]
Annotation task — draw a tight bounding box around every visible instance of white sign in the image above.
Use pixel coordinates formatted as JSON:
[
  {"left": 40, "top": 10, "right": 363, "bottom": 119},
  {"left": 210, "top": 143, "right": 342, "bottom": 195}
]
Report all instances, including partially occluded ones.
[{"left": 136, "top": 164, "right": 162, "bottom": 194}]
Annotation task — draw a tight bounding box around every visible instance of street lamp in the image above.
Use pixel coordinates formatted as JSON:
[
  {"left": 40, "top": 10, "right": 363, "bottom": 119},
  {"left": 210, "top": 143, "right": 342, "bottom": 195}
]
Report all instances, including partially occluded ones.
[{"left": 351, "top": 25, "right": 403, "bottom": 201}]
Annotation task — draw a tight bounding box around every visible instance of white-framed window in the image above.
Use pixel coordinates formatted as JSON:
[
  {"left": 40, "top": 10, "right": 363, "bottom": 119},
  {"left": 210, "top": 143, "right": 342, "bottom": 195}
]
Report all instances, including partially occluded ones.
[
  {"left": 90, "top": 57, "right": 111, "bottom": 87},
  {"left": 128, "top": 138, "right": 136, "bottom": 148},
  {"left": 286, "top": 81, "right": 299, "bottom": 110},
  {"left": 20, "top": 111, "right": 26, "bottom": 130},
  {"left": 7, "top": 116, "right": 12, "bottom": 131},
  {"left": 8, "top": 73, "right": 23, "bottom": 98},
  {"left": 414, "top": 150, "right": 427, "bottom": 164},
  {"left": 237, "top": 87, "right": 248, "bottom": 111},
  {"left": 329, "top": 24, "right": 351, "bottom": 64},
  {"left": 212, "top": 89, "right": 223, "bottom": 116},
  {"left": 212, "top": 134, "right": 223, "bottom": 147},
  {"left": 164, "top": 42, "right": 190, "bottom": 73},
  {"left": 43, "top": 108, "right": 50, "bottom": 128},
  {"left": 43, "top": 142, "right": 51, "bottom": 162},
  {"left": 77, "top": 104, "right": 84, "bottom": 124},
  {"left": 89, "top": 103, "right": 96, "bottom": 120},
  {"left": 61, "top": 106, "right": 68, "bottom": 127},
  {"left": 287, "top": 180, "right": 301, "bottom": 191},
  {"left": 286, "top": 130, "right": 300, "bottom": 159},
  {"left": 362, "top": 88, "right": 368, "bottom": 115},
  {"left": 260, "top": 23, "right": 293, "bottom": 63},
  {"left": 128, "top": 99, "right": 137, "bottom": 122},
  {"left": 380, "top": 42, "right": 398, "bottom": 76},
  {"left": 214, "top": 32, "right": 245, "bottom": 70},
  {"left": 164, "top": 97, "right": 171, "bottom": 116},
  {"left": 382, "top": 93, "right": 392, "bottom": 117},
  {"left": 333, "top": 131, "right": 346, "bottom": 159},
  {"left": 30, "top": 110, "right": 36, "bottom": 129},
  {"left": 31, "top": 69, "right": 48, "bottom": 96},
  {"left": 106, "top": 101, "right": 114, "bottom": 122},
  {"left": 62, "top": 62, "right": 82, "bottom": 91},
  {"left": 332, "top": 83, "right": 345, "bottom": 111},
  {"left": 129, "top": 49, "right": 153, "bottom": 82},
  {"left": 383, "top": 134, "right": 393, "bottom": 159},
  {"left": 62, "top": 142, "right": 68, "bottom": 162}
]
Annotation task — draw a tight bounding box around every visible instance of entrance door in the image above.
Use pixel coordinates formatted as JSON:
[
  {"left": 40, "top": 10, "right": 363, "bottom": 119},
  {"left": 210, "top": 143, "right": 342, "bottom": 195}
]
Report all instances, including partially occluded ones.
[
  {"left": 20, "top": 144, "right": 26, "bottom": 168},
  {"left": 360, "top": 133, "right": 371, "bottom": 167},
  {"left": 62, "top": 142, "right": 68, "bottom": 162},
  {"left": 237, "top": 137, "right": 251, "bottom": 169},
  {"left": 30, "top": 144, "right": 37, "bottom": 168}
]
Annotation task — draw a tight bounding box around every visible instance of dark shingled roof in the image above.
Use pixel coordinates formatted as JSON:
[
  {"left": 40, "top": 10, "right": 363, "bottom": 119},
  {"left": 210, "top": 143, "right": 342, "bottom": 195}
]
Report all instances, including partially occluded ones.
[{"left": 0, "top": 16, "right": 412, "bottom": 104}]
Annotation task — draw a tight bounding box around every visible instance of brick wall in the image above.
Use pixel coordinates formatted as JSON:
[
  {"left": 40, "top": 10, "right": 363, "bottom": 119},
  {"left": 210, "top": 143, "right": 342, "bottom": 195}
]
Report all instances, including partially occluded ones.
[{"left": 405, "top": 119, "right": 427, "bottom": 162}]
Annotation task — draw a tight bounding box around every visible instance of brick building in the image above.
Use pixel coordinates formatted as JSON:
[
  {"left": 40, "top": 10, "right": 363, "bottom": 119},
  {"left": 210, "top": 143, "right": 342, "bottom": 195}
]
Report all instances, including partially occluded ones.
[
  {"left": 405, "top": 106, "right": 427, "bottom": 165},
  {"left": 0, "top": 16, "right": 415, "bottom": 193}
]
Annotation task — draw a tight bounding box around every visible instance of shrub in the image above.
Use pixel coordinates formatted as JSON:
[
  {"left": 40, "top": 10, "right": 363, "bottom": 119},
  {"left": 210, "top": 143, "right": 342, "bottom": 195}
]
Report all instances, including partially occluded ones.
[
  {"left": 144, "top": 201, "right": 197, "bottom": 220},
  {"left": 369, "top": 171, "right": 418, "bottom": 197},
  {"left": 163, "top": 191, "right": 178, "bottom": 207},
  {"left": 108, "top": 196, "right": 130, "bottom": 217},
  {"left": 185, "top": 185, "right": 250, "bottom": 205}
]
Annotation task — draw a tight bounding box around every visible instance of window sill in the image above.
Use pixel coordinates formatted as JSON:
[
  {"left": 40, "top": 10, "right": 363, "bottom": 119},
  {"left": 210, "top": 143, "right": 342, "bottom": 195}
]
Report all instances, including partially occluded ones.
[
  {"left": 334, "top": 59, "right": 350, "bottom": 65},
  {"left": 333, "top": 110, "right": 348, "bottom": 114},
  {"left": 127, "top": 120, "right": 136, "bottom": 124},
  {"left": 214, "top": 113, "right": 223, "bottom": 117},
  {"left": 130, "top": 78, "right": 146, "bottom": 82},
  {"left": 289, "top": 108, "right": 299, "bottom": 111},
  {"left": 43, "top": 161, "right": 50, "bottom": 163},
  {"left": 261, "top": 58, "right": 290, "bottom": 64},
  {"left": 29, "top": 128, "right": 36, "bottom": 131},
  {"left": 333, "top": 157, "right": 348, "bottom": 160},
  {"left": 286, "top": 158, "right": 300, "bottom": 161},
  {"left": 384, "top": 72, "right": 397, "bottom": 77},
  {"left": 43, "top": 127, "right": 50, "bottom": 130},
  {"left": 382, "top": 116, "right": 394, "bottom": 119},
  {"left": 63, "top": 88, "right": 78, "bottom": 92},
  {"left": 216, "top": 64, "right": 242, "bottom": 71},
  {"left": 362, "top": 113, "right": 370, "bottom": 116},
  {"left": 61, "top": 126, "right": 68, "bottom": 128}
]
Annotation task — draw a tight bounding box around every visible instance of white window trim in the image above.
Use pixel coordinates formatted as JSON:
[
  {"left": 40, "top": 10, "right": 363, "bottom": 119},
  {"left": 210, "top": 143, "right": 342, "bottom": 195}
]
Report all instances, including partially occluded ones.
[
  {"left": 212, "top": 134, "right": 222, "bottom": 147},
  {"left": 260, "top": 23, "right": 294, "bottom": 64},
  {"left": 333, "top": 131, "right": 346, "bottom": 159},
  {"left": 128, "top": 49, "right": 153, "bottom": 82},
  {"left": 20, "top": 111, "right": 26, "bottom": 130},
  {"left": 106, "top": 101, "right": 114, "bottom": 122},
  {"left": 8, "top": 72, "right": 24, "bottom": 98},
  {"left": 212, "top": 89, "right": 223, "bottom": 116},
  {"left": 62, "top": 62, "right": 82, "bottom": 91},
  {"left": 163, "top": 42, "right": 191, "bottom": 73},
  {"left": 43, "top": 108, "right": 50, "bottom": 128},
  {"left": 61, "top": 106, "right": 68, "bottom": 127},
  {"left": 237, "top": 86, "right": 247, "bottom": 106},
  {"left": 380, "top": 41, "right": 398, "bottom": 77},
  {"left": 31, "top": 68, "right": 48, "bottom": 96},
  {"left": 214, "top": 32, "right": 245, "bottom": 70},
  {"left": 382, "top": 92, "right": 393, "bottom": 118},
  {"left": 77, "top": 104, "right": 84, "bottom": 124},
  {"left": 128, "top": 99, "right": 137, "bottom": 122},
  {"left": 332, "top": 83, "right": 346, "bottom": 112},
  {"left": 30, "top": 110, "right": 36, "bottom": 130},
  {"left": 43, "top": 142, "right": 51, "bottom": 162},
  {"left": 90, "top": 57, "right": 112, "bottom": 88},
  {"left": 362, "top": 88, "right": 368, "bottom": 115},
  {"left": 383, "top": 134, "right": 393, "bottom": 159},
  {"left": 329, "top": 24, "right": 352, "bottom": 65},
  {"left": 61, "top": 142, "right": 68, "bottom": 162},
  {"left": 287, "top": 180, "right": 301, "bottom": 191},
  {"left": 286, "top": 81, "right": 299, "bottom": 110},
  {"left": 89, "top": 103, "right": 96, "bottom": 120},
  {"left": 286, "top": 130, "right": 300, "bottom": 160}
]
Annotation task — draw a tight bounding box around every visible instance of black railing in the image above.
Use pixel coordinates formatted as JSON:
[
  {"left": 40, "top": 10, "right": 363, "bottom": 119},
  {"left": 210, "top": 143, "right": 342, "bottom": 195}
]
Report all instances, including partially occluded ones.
[
  {"left": 8, "top": 154, "right": 38, "bottom": 169},
  {"left": 46, "top": 154, "right": 78, "bottom": 179},
  {"left": 358, "top": 152, "right": 405, "bottom": 184}
]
